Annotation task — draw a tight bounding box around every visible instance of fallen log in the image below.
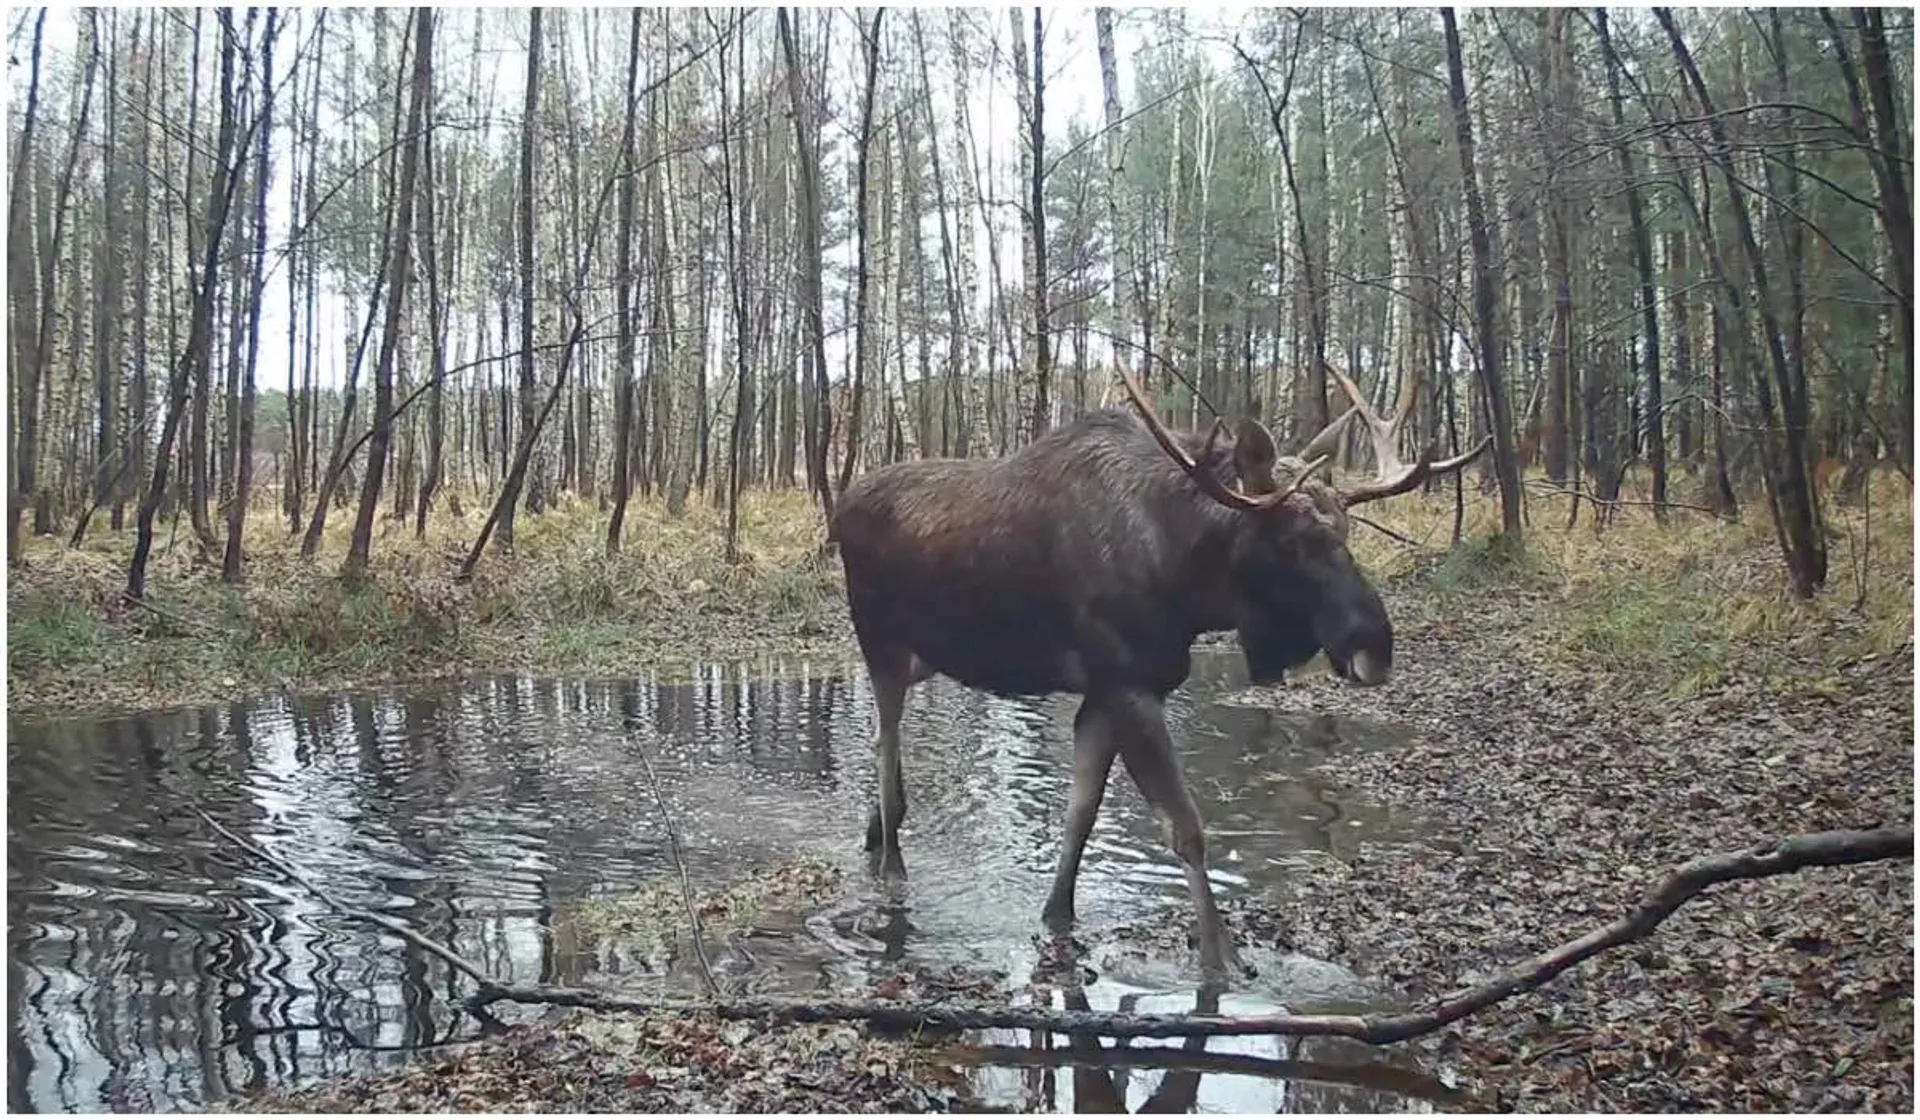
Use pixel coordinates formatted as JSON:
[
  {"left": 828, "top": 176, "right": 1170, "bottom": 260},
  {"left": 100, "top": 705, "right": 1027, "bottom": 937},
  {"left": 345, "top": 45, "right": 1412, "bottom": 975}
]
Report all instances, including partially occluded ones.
[{"left": 196, "top": 809, "right": 1910, "bottom": 1044}]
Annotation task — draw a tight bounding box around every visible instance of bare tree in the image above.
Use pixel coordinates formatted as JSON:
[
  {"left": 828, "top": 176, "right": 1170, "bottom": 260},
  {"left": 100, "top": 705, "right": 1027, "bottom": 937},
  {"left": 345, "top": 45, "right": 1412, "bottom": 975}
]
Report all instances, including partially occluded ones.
[
  {"left": 12, "top": 8, "right": 98, "bottom": 556},
  {"left": 1093, "top": 8, "right": 1144, "bottom": 382},
  {"left": 224, "top": 9, "right": 282, "bottom": 583},
  {"left": 1850, "top": 7, "right": 1913, "bottom": 470},
  {"left": 344, "top": 8, "right": 433, "bottom": 580},
  {"left": 1655, "top": 8, "right": 1825, "bottom": 596},
  {"left": 6, "top": 6, "right": 47, "bottom": 563},
  {"left": 1441, "top": 7, "right": 1523, "bottom": 537},
  {"left": 1008, "top": 8, "right": 1052, "bottom": 438},
  {"left": 286, "top": 12, "right": 327, "bottom": 536},
  {"left": 1594, "top": 7, "right": 1665, "bottom": 520},
  {"left": 85, "top": 8, "right": 125, "bottom": 541},
  {"left": 837, "top": 8, "right": 886, "bottom": 495},
  {"left": 413, "top": 19, "right": 448, "bottom": 540},
  {"left": 498, "top": 6, "right": 542, "bottom": 553},
  {"left": 607, "top": 8, "right": 644, "bottom": 553},
  {"left": 129, "top": 12, "right": 245, "bottom": 601},
  {"left": 718, "top": 10, "right": 753, "bottom": 561}
]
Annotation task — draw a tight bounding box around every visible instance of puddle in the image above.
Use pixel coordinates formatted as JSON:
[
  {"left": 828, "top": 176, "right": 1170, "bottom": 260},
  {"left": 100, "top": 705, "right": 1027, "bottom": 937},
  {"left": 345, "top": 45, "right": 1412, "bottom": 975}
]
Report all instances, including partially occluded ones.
[{"left": 7, "top": 650, "right": 1441, "bottom": 1112}]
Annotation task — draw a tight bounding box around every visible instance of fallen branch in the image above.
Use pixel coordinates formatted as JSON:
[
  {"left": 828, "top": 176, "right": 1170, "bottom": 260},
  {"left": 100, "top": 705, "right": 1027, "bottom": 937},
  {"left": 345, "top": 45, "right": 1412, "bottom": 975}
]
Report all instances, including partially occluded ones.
[
  {"left": 201, "top": 819, "right": 1910, "bottom": 1043},
  {"left": 197, "top": 810, "right": 496, "bottom": 987}
]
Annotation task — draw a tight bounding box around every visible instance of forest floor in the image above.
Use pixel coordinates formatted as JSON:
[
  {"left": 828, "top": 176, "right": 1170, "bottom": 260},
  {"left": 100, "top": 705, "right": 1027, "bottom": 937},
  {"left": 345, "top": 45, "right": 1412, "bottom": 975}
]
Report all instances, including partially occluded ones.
[
  {"left": 14, "top": 472, "right": 1916, "bottom": 1112},
  {"left": 1200, "top": 569, "right": 1914, "bottom": 1112}
]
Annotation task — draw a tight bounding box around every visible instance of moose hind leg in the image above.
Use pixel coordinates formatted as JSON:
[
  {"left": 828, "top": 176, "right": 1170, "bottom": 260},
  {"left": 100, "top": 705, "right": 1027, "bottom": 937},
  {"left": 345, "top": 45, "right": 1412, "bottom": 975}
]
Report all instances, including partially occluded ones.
[
  {"left": 1113, "top": 692, "right": 1248, "bottom": 982},
  {"left": 1041, "top": 698, "right": 1119, "bottom": 932},
  {"left": 862, "top": 652, "right": 913, "bottom": 881}
]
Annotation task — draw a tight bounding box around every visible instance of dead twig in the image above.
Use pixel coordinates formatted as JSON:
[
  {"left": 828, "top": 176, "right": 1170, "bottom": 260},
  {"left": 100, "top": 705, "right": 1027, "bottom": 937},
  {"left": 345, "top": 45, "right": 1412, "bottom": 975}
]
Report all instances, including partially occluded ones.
[
  {"left": 201, "top": 817, "right": 1911, "bottom": 1043},
  {"left": 628, "top": 730, "right": 721, "bottom": 997},
  {"left": 1350, "top": 513, "right": 1430, "bottom": 550},
  {"left": 1523, "top": 478, "right": 1724, "bottom": 517}
]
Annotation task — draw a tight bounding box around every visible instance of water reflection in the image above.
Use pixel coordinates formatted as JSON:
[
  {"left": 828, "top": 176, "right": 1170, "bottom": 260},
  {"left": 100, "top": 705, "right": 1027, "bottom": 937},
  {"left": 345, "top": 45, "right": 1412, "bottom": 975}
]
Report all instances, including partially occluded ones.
[
  {"left": 7, "top": 652, "right": 1426, "bottom": 1112},
  {"left": 942, "top": 934, "right": 1454, "bottom": 1115}
]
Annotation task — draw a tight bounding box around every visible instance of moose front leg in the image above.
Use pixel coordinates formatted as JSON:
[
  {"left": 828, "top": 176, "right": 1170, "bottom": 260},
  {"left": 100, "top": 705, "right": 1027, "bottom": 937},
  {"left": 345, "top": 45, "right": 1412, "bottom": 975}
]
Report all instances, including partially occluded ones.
[
  {"left": 861, "top": 652, "right": 916, "bottom": 881},
  {"left": 1109, "top": 691, "right": 1249, "bottom": 983}
]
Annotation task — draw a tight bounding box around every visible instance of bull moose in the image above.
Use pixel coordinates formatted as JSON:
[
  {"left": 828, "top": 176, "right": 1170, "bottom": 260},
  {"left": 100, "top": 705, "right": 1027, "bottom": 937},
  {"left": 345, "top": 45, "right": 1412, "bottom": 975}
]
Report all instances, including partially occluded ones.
[{"left": 828, "top": 363, "right": 1487, "bottom": 981}]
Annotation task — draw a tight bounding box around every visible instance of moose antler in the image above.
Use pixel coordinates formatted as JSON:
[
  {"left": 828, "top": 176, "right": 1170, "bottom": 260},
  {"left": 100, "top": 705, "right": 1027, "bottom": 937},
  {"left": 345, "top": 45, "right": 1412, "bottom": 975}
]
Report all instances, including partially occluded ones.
[
  {"left": 1115, "top": 364, "right": 1328, "bottom": 512},
  {"left": 1306, "top": 359, "right": 1491, "bottom": 508}
]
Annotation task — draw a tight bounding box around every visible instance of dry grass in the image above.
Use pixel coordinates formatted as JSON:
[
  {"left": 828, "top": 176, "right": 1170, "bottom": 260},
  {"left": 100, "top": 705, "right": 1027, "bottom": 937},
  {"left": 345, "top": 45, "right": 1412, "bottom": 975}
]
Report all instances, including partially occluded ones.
[
  {"left": 1345, "top": 466, "right": 1914, "bottom": 697},
  {"left": 8, "top": 467, "right": 1910, "bottom": 713},
  {"left": 7, "top": 488, "right": 846, "bottom": 714}
]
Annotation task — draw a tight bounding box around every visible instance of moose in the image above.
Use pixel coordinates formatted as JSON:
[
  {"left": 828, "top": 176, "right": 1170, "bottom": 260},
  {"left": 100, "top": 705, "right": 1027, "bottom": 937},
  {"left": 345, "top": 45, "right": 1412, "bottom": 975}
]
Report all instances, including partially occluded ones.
[{"left": 828, "top": 363, "right": 1487, "bottom": 981}]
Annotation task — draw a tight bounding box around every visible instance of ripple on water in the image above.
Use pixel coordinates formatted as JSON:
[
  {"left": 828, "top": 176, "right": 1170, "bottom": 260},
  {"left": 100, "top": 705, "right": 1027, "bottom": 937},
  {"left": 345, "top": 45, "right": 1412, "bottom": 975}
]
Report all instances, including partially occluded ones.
[{"left": 8, "top": 651, "right": 1437, "bottom": 1113}]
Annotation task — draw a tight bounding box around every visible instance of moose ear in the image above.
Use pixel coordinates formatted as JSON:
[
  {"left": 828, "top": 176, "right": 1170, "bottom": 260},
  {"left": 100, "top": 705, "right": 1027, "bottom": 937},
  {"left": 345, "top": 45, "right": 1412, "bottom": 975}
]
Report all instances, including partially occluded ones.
[{"left": 1233, "top": 417, "right": 1280, "bottom": 494}]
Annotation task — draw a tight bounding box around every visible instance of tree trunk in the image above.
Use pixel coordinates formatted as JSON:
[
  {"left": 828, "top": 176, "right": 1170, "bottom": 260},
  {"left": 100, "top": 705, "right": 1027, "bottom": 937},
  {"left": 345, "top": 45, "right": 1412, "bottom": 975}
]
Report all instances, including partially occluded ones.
[
  {"left": 288, "top": 16, "right": 325, "bottom": 535},
  {"left": 607, "top": 8, "right": 643, "bottom": 554},
  {"left": 86, "top": 9, "right": 123, "bottom": 544},
  {"left": 1656, "top": 8, "right": 1825, "bottom": 597},
  {"left": 1540, "top": 9, "right": 1573, "bottom": 485},
  {"left": 720, "top": 12, "right": 753, "bottom": 562},
  {"left": 1441, "top": 7, "right": 1523, "bottom": 537},
  {"left": 1665, "top": 230, "right": 1696, "bottom": 468},
  {"left": 911, "top": 10, "right": 968, "bottom": 457},
  {"left": 838, "top": 9, "right": 886, "bottom": 494},
  {"left": 343, "top": 8, "right": 432, "bottom": 581},
  {"left": 778, "top": 8, "right": 834, "bottom": 515},
  {"left": 413, "top": 16, "right": 447, "bottom": 539},
  {"left": 6, "top": 7, "right": 46, "bottom": 561},
  {"left": 224, "top": 10, "right": 280, "bottom": 584},
  {"left": 14, "top": 10, "right": 97, "bottom": 557},
  {"left": 129, "top": 13, "right": 243, "bottom": 601},
  {"left": 1094, "top": 8, "right": 1147, "bottom": 387},
  {"left": 499, "top": 6, "right": 542, "bottom": 553},
  {"left": 1852, "top": 7, "right": 1914, "bottom": 471},
  {"left": 1595, "top": 7, "right": 1664, "bottom": 519},
  {"left": 1011, "top": 8, "right": 1052, "bottom": 439}
]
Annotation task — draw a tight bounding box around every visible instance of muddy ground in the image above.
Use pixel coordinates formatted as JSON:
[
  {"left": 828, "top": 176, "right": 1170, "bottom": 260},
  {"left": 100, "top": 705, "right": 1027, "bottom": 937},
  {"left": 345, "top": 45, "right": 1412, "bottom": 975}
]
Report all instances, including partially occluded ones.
[{"left": 1204, "top": 574, "right": 1915, "bottom": 1112}]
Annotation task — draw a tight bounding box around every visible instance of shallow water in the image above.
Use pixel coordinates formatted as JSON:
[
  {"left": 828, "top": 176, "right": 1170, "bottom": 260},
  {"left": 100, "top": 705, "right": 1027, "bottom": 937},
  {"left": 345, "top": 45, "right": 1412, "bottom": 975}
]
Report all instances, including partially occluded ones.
[{"left": 8, "top": 650, "right": 1439, "bottom": 1113}]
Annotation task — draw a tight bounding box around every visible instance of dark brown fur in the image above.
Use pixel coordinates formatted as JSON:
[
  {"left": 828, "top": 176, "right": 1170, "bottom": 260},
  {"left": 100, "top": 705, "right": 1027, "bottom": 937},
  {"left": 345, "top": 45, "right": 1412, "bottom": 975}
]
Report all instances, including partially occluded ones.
[{"left": 832, "top": 409, "right": 1389, "bottom": 696}]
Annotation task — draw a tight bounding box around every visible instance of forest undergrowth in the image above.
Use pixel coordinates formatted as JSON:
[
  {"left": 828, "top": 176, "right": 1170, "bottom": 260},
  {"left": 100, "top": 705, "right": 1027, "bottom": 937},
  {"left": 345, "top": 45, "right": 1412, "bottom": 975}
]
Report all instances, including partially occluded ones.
[
  {"left": 7, "top": 489, "right": 847, "bottom": 714},
  {"left": 1351, "top": 467, "right": 1913, "bottom": 699},
  {"left": 7, "top": 468, "right": 1912, "bottom": 716}
]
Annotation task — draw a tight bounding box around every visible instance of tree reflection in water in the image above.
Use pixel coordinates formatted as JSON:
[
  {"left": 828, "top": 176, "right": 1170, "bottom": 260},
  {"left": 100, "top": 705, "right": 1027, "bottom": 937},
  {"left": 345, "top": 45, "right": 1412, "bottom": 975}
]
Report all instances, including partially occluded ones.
[{"left": 8, "top": 651, "right": 1426, "bottom": 1111}]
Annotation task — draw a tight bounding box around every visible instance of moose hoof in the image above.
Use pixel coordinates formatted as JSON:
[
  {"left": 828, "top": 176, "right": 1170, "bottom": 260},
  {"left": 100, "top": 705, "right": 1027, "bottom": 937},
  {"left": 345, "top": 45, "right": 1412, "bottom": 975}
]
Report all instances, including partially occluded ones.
[
  {"left": 866, "top": 846, "right": 907, "bottom": 884},
  {"left": 1200, "top": 944, "right": 1254, "bottom": 985}
]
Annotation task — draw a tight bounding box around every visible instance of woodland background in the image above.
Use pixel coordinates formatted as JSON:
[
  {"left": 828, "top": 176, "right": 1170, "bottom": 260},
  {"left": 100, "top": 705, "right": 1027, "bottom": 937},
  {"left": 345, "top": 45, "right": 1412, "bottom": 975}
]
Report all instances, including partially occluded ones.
[{"left": 5, "top": 5, "right": 1913, "bottom": 708}]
